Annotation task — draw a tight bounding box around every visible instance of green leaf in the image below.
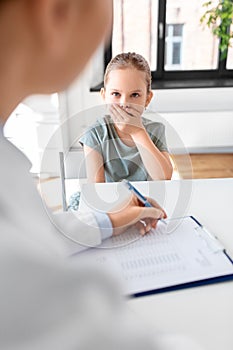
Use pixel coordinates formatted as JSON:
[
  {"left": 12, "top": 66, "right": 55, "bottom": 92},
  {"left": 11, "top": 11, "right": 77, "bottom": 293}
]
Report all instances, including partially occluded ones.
[{"left": 200, "top": 0, "right": 233, "bottom": 60}]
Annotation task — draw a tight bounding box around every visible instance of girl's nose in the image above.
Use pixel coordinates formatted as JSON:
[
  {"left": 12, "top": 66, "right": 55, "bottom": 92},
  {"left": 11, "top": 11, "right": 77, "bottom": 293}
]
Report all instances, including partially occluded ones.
[{"left": 120, "top": 96, "right": 129, "bottom": 108}]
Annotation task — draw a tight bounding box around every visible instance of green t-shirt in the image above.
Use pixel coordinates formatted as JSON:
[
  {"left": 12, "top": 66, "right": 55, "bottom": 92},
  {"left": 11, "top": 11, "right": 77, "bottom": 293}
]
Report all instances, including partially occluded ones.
[{"left": 79, "top": 115, "right": 168, "bottom": 182}]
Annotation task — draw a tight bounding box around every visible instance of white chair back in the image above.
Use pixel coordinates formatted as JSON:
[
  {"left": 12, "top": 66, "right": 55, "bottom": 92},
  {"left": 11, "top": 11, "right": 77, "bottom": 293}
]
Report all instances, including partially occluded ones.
[{"left": 59, "top": 150, "right": 87, "bottom": 211}]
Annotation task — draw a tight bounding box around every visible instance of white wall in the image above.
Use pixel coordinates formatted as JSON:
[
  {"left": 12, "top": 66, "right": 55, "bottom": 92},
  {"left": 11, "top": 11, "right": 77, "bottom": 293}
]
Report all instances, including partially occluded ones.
[
  {"left": 147, "top": 110, "right": 233, "bottom": 154},
  {"left": 4, "top": 94, "right": 64, "bottom": 175}
]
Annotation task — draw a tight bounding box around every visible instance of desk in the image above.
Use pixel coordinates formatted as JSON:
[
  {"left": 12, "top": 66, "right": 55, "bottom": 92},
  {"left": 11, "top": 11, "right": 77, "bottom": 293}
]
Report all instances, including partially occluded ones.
[{"left": 81, "top": 178, "right": 233, "bottom": 350}]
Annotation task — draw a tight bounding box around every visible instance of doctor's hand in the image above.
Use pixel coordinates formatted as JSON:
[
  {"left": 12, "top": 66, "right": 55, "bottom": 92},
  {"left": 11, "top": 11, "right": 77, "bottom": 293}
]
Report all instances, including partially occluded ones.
[
  {"left": 109, "top": 103, "right": 145, "bottom": 135},
  {"left": 107, "top": 194, "right": 167, "bottom": 236}
]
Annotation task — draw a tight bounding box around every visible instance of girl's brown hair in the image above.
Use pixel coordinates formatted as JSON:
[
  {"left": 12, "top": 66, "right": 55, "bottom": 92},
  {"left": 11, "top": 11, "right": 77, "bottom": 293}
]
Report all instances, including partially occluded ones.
[{"left": 104, "top": 52, "right": 152, "bottom": 93}]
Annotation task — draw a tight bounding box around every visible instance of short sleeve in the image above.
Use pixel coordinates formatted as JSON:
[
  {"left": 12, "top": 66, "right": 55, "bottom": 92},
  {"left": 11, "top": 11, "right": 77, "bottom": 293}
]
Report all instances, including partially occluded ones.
[
  {"left": 79, "top": 125, "right": 102, "bottom": 154},
  {"left": 148, "top": 122, "right": 168, "bottom": 152}
]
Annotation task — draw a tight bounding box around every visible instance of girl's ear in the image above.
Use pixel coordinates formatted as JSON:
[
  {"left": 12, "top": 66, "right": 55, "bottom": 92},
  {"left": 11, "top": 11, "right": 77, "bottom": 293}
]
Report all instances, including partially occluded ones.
[
  {"left": 100, "top": 87, "right": 106, "bottom": 100},
  {"left": 145, "top": 91, "right": 153, "bottom": 107}
]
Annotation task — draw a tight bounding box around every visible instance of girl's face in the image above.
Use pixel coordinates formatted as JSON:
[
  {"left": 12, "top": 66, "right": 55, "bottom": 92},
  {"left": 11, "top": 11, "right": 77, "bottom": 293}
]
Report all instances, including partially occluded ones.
[{"left": 101, "top": 68, "right": 153, "bottom": 108}]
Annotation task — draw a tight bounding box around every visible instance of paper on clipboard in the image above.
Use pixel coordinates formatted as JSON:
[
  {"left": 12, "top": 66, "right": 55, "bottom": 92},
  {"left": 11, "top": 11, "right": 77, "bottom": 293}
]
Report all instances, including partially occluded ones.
[{"left": 77, "top": 216, "right": 233, "bottom": 296}]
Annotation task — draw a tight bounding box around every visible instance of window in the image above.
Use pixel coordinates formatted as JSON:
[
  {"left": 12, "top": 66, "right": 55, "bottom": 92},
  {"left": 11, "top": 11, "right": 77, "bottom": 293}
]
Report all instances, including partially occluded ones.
[
  {"left": 111, "top": 0, "right": 158, "bottom": 70},
  {"left": 165, "top": 0, "right": 219, "bottom": 71},
  {"left": 99, "top": 0, "right": 233, "bottom": 90},
  {"left": 165, "top": 24, "right": 183, "bottom": 69}
]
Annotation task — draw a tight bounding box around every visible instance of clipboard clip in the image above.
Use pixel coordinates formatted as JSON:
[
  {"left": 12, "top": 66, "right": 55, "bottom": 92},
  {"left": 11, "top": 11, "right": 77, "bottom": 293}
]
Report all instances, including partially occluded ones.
[{"left": 195, "top": 225, "right": 225, "bottom": 254}]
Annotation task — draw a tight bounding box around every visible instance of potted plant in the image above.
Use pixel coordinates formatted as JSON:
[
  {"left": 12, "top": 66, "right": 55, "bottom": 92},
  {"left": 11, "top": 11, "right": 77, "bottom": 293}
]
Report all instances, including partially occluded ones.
[{"left": 200, "top": 0, "right": 233, "bottom": 59}]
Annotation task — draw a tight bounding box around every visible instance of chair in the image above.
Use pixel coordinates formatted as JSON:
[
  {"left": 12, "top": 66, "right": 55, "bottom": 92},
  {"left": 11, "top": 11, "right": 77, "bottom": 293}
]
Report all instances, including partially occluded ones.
[{"left": 59, "top": 149, "right": 87, "bottom": 211}]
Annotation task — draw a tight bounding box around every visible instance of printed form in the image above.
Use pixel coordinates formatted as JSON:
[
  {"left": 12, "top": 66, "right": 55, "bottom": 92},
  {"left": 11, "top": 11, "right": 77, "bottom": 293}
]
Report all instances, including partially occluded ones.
[{"left": 78, "top": 217, "right": 233, "bottom": 296}]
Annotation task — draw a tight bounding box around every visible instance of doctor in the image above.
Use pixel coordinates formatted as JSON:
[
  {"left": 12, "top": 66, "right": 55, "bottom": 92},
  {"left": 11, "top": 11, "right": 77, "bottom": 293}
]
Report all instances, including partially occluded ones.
[{"left": 0, "top": 1, "right": 202, "bottom": 349}]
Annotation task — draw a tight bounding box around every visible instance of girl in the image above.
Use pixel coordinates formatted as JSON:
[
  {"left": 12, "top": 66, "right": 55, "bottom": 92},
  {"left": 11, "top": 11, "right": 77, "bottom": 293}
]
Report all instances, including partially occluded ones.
[{"left": 79, "top": 52, "right": 173, "bottom": 183}]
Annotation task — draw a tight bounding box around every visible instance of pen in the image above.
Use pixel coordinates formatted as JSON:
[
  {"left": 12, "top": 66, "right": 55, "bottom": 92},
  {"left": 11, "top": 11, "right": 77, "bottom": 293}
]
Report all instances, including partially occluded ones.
[{"left": 121, "top": 179, "right": 167, "bottom": 224}]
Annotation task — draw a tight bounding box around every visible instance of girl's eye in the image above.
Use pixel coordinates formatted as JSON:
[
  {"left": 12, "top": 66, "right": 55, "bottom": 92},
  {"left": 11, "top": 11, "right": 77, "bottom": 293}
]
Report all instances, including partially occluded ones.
[
  {"left": 112, "top": 92, "right": 120, "bottom": 97},
  {"left": 131, "top": 93, "right": 140, "bottom": 98}
]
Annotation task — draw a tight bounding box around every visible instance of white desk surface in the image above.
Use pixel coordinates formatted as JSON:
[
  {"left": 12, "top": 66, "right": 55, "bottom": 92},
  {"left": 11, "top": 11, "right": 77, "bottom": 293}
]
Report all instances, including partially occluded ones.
[{"left": 81, "top": 178, "right": 233, "bottom": 350}]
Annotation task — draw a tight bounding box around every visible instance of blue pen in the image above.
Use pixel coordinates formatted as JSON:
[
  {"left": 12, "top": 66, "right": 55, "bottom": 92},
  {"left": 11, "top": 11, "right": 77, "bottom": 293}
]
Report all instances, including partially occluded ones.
[
  {"left": 121, "top": 179, "right": 167, "bottom": 224},
  {"left": 122, "top": 179, "right": 152, "bottom": 207}
]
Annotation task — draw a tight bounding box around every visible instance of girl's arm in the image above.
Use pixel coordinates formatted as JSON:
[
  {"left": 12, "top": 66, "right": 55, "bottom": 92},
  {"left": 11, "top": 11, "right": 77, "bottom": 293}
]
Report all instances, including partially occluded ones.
[
  {"left": 131, "top": 129, "right": 173, "bottom": 180},
  {"left": 83, "top": 145, "right": 105, "bottom": 182}
]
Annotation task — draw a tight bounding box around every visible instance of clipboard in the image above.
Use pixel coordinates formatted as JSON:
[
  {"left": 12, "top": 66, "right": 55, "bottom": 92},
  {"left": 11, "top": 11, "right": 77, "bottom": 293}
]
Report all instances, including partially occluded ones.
[
  {"left": 134, "top": 217, "right": 233, "bottom": 298},
  {"left": 78, "top": 216, "right": 233, "bottom": 298}
]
